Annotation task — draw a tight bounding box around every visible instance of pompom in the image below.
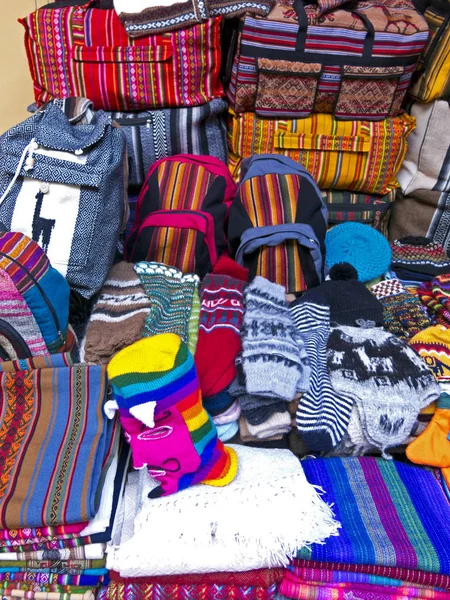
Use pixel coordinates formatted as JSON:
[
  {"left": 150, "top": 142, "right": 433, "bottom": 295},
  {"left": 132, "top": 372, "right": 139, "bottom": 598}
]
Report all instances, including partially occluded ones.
[{"left": 329, "top": 262, "right": 358, "bottom": 281}]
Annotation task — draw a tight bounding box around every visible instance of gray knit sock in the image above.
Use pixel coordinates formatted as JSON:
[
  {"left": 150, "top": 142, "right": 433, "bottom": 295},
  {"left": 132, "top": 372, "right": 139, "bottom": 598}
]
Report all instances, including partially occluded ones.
[
  {"left": 240, "top": 276, "right": 310, "bottom": 401},
  {"left": 327, "top": 325, "right": 440, "bottom": 458}
]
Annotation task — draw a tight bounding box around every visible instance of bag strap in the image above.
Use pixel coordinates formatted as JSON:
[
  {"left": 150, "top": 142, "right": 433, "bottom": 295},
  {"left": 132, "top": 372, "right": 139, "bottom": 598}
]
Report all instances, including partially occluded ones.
[{"left": 294, "top": 0, "right": 374, "bottom": 59}]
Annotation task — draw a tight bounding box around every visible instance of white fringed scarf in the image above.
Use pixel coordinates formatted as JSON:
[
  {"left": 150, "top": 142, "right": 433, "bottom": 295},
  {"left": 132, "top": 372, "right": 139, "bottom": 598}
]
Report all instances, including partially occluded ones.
[{"left": 107, "top": 445, "right": 340, "bottom": 576}]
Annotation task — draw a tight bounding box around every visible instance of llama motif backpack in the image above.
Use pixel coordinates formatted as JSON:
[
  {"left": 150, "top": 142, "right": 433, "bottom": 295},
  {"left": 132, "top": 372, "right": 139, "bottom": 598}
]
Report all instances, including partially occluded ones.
[
  {"left": 228, "top": 154, "right": 328, "bottom": 293},
  {"left": 0, "top": 98, "right": 128, "bottom": 298},
  {"left": 125, "top": 155, "right": 237, "bottom": 277}
]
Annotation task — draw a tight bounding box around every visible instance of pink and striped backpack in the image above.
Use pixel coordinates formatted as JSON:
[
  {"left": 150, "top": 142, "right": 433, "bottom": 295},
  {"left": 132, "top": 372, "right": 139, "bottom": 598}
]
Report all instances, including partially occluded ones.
[{"left": 125, "top": 155, "right": 237, "bottom": 277}]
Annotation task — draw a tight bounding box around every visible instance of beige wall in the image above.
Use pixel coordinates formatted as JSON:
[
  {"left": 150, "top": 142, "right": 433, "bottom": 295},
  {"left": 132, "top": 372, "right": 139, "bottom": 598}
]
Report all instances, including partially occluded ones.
[{"left": 0, "top": 1, "right": 50, "bottom": 134}]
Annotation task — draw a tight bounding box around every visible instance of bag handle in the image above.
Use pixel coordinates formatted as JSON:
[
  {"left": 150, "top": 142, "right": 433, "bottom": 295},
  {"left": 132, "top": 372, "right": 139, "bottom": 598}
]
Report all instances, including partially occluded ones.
[{"left": 294, "top": 0, "right": 374, "bottom": 60}]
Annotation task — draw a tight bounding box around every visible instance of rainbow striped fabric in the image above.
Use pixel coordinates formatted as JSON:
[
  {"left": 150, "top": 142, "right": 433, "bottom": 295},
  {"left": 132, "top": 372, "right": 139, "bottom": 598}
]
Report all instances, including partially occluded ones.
[
  {"left": 0, "top": 357, "right": 116, "bottom": 529},
  {"left": 20, "top": 5, "right": 223, "bottom": 111},
  {"left": 297, "top": 457, "right": 450, "bottom": 574},
  {"left": 228, "top": 110, "right": 415, "bottom": 195}
]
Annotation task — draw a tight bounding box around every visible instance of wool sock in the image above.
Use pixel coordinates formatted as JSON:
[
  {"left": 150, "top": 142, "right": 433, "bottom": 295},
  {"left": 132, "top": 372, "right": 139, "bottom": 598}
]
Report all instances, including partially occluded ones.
[
  {"left": 290, "top": 300, "right": 354, "bottom": 452},
  {"left": 240, "top": 276, "right": 310, "bottom": 401},
  {"left": 107, "top": 334, "right": 238, "bottom": 497},
  {"left": 406, "top": 393, "right": 450, "bottom": 467},
  {"left": 81, "top": 262, "right": 151, "bottom": 364},
  {"left": 246, "top": 410, "right": 291, "bottom": 439},
  {"left": 187, "top": 288, "right": 200, "bottom": 355},
  {"left": 327, "top": 325, "right": 440, "bottom": 458},
  {"left": 195, "top": 256, "right": 248, "bottom": 397},
  {"left": 371, "top": 278, "right": 431, "bottom": 341},
  {"left": 409, "top": 325, "right": 450, "bottom": 381},
  {"left": 134, "top": 262, "right": 199, "bottom": 344},
  {"left": 0, "top": 271, "right": 48, "bottom": 358}
]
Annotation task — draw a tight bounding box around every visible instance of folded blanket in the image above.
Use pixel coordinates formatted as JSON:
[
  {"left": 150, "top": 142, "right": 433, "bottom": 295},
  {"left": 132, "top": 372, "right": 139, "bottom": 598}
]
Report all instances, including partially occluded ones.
[
  {"left": 107, "top": 445, "right": 339, "bottom": 575},
  {"left": 108, "top": 568, "right": 284, "bottom": 586},
  {"left": 298, "top": 458, "right": 450, "bottom": 574},
  {"left": 291, "top": 560, "right": 450, "bottom": 590}
]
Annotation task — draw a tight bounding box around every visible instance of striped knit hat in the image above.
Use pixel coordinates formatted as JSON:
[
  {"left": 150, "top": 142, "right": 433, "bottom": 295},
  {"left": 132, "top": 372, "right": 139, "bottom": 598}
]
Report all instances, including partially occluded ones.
[
  {"left": 81, "top": 262, "right": 151, "bottom": 364},
  {"left": 409, "top": 325, "right": 450, "bottom": 382},
  {"left": 391, "top": 237, "right": 450, "bottom": 279},
  {"left": 107, "top": 334, "right": 238, "bottom": 497}
]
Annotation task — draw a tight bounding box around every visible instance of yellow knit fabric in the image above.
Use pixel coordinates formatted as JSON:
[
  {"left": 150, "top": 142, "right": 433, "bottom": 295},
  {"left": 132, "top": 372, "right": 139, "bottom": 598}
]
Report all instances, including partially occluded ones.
[
  {"left": 108, "top": 333, "right": 181, "bottom": 378},
  {"left": 409, "top": 325, "right": 450, "bottom": 381}
]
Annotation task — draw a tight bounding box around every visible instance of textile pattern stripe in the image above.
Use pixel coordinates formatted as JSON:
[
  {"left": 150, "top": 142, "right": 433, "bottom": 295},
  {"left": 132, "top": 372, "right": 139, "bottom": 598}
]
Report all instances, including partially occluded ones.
[
  {"left": 0, "top": 365, "right": 108, "bottom": 529},
  {"left": 298, "top": 457, "right": 450, "bottom": 574},
  {"left": 101, "top": 582, "right": 278, "bottom": 599},
  {"left": 0, "top": 233, "right": 49, "bottom": 295},
  {"left": 240, "top": 173, "right": 304, "bottom": 292},
  {"left": 20, "top": 6, "right": 223, "bottom": 110},
  {"left": 227, "top": 111, "right": 415, "bottom": 195},
  {"left": 148, "top": 162, "right": 217, "bottom": 273}
]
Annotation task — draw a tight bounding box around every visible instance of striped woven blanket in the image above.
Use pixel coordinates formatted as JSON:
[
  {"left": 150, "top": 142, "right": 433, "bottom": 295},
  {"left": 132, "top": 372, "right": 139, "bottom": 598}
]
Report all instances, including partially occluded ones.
[
  {"left": 297, "top": 458, "right": 450, "bottom": 574},
  {"left": 0, "top": 357, "right": 116, "bottom": 529}
]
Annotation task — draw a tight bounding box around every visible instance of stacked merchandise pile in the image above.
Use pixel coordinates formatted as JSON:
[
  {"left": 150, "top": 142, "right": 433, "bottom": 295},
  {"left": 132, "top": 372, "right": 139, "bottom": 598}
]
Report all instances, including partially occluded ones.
[
  {"left": 224, "top": 0, "right": 429, "bottom": 227},
  {"left": 0, "top": 0, "right": 449, "bottom": 598}
]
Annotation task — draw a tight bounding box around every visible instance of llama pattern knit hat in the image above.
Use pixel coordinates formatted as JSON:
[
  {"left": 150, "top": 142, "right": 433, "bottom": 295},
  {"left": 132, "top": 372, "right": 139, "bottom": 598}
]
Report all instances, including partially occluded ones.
[
  {"left": 325, "top": 223, "right": 392, "bottom": 282},
  {"left": 107, "top": 334, "right": 238, "bottom": 497}
]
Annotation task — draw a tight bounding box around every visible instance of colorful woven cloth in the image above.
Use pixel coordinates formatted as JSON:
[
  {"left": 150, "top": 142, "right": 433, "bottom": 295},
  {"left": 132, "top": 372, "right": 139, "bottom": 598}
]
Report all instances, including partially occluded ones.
[
  {"left": 297, "top": 458, "right": 450, "bottom": 574},
  {"left": 0, "top": 357, "right": 116, "bottom": 528},
  {"left": 108, "top": 569, "right": 284, "bottom": 586},
  {"left": 291, "top": 561, "right": 450, "bottom": 590},
  {"left": 418, "top": 276, "right": 450, "bottom": 327},
  {"left": 99, "top": 582, "right": 277, "bottom": 600},
  {"left": 279, "top": 571, "right": 450, "bottom": 600}
]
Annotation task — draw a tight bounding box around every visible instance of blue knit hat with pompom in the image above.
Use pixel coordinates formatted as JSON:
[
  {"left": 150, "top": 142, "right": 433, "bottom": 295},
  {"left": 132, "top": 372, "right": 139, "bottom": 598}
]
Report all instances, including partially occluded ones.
[{"left": 325, "top": 222, "right": 392, "bottom": 283}]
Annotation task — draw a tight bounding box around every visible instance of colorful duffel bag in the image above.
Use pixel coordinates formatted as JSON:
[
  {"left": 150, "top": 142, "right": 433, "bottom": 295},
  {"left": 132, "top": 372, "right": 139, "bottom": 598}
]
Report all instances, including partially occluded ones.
[
  {"left": 20, "top": 0, "right": 223, "bottom": 111},
  {"left": 409, "top": 0, "right": 450, "bottom": 103},
  {"left": 225, "top": 0, "right": 429, "bottom": 120},
  {"left": 227, "top": 109, "right": 416, "bottom": 195},
  {"left": 322, "top": 190, "right": 396, "bottom": 229},
  {"left": 110, "top": 98, "right": 228, "bottom": 189}
]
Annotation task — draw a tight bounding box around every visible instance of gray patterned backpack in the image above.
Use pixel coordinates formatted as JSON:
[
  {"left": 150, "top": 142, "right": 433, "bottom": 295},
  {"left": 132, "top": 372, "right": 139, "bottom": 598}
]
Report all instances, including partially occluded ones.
[{"left": 0, "top": 98, "right": 128, "bottom": 298}]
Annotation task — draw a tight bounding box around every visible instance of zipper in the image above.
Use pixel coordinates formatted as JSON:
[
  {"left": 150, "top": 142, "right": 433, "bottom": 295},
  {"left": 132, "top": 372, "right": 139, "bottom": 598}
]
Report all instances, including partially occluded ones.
[
  {"left": 0, "top": 251, "right": 64, "bottom": 346},
  {"left": 114, "top": 116, "right": 153, "bottom": 129},
  {"left": 0, "top": 318, "right": 32, "bottom": 359}
]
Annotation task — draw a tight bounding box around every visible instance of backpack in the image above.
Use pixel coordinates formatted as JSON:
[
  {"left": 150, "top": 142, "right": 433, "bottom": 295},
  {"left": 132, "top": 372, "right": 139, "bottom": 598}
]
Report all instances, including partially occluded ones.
[
  {"left": 0, "top": 231, "right": 70, "bottom": 358},
  {"left": 0, "top": 98, "right": 128, "bottom": 299},
  {"left": 125, "top": 155, "right": 237, "bottom": 276},
  {"left": 228, "top": 154, "right": 328, "bottom": 293}
]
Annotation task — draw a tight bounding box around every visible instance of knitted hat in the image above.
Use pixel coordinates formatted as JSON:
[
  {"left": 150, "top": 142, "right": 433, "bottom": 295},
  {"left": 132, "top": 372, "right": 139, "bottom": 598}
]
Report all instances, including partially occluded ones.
[
  {"left": 409, "top": 325, "right": 450, "bottom": 381},
  {"left": 212, "top": 400, "right": 241, "bottom": 426},
  {"left": 107, "top": 334, "right": 238, "bottom": 497},
  {"left": 325, "top": 223, "right": 392, "bottom": 282},
  {"left": 391, "top": 237, "right": 450, "bottom": 279},
  {"left": 134, "top": 262, "right": 199, "bottom": 344},
  {"left": 216, "top": 420, "right": 239, "bottom": 442},
  {"left": 301, "top": 263, "right": 384, "bottom": 327},
  {"left": 81, "top": 262, "right": 151, "bottom": 364},
  {"left": 418, "top": 276, "right": 450, "bottom": 327},
  {"left": 246, "top": 410, "right": 291, "bottom": 440},
  {"left": 203, "top": 389, "right": 235, "bottom": 417},
  {"left": 371, "top": 278, "right": 431, "bottom": 341},
  {"left": 240, "top": 276, "right": 311, "bottom": 401},
  {"left": 327, "top": 325, "right": 440, "bottom": 457},
  {"left": 195, "top": 256, "right": 248, "bottom": 397}
]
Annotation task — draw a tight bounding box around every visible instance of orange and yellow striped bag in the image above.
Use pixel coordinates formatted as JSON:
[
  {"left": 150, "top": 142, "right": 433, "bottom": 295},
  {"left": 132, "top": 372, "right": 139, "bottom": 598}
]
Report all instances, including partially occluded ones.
[{"left": 228, "top": 110, "right": 415, "bottom": 195}]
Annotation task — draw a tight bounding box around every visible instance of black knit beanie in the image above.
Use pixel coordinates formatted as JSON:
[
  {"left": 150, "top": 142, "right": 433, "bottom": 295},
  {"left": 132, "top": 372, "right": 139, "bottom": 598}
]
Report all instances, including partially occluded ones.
[{"left": 300, "top": 263, "right": 384, "bottom": 327}]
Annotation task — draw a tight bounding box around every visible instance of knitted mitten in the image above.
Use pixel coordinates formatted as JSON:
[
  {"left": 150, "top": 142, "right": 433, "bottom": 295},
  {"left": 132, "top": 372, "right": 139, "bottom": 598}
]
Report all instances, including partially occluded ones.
[
  {"left": 81, "top": 262, "right": 150, "bottom": 364},
  {"left": 290, "top": 301, "right": 354, "bottom": 452},
  {"left": 240, "top": 276, "right": 310, "bottom": 401},
  {"left": 406, "top": 393, "right": 450, "bottom": 467},
  {"left": 107, "top": 334, "right": 238, "bottom": 497},
  {"left": 134, "top": 262, "right": 199, "bottom": 344},
  {"left": 195, "top": 256, "right": 248, "bottom": 397},
  {"left": 371, "top": 278, "right": 431, "bottom": 341}
]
